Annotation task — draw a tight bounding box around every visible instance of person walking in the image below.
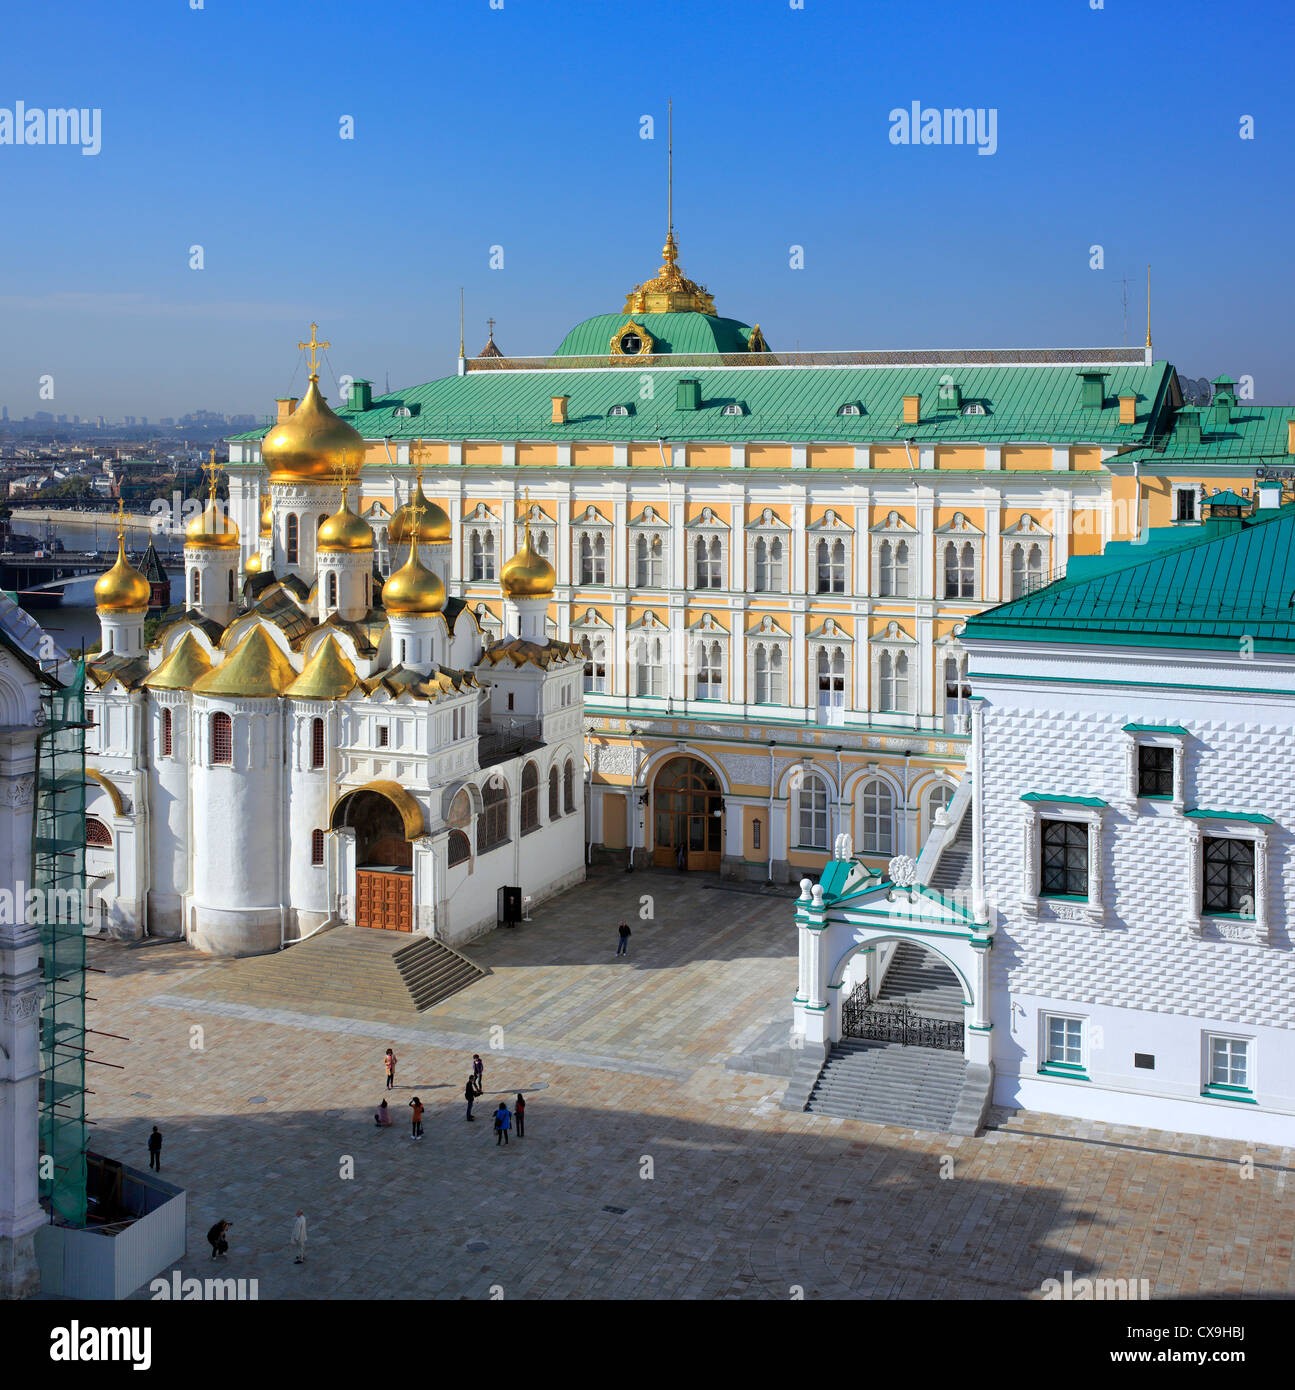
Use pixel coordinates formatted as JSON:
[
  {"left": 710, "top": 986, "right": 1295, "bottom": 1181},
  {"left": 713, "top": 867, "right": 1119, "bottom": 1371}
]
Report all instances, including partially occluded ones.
[
  {"left": 408, "top": 1096, "right": 424, "bottom": 1139},
  {"left": 514, "top": 1093, "right": 526, "bottom": 1139},
  {"left": 465, "top": 1077, "right": 477, "bottom": 1121},
  {"left": 291, "top": 1210, "right": 307, "bottom": 1265},
  {"left": 493, "top": 1102, "right": 511, "bottom": 1146},
  {"left": 374, "top": 1099, "right": 392, "bottom": 1127},
  {"left": 384, "top": 1048, "right": 397, "bottom": 1090},
  {"left": 471, "top": 1054, "right": 484, "bottom": 1095},
  {"left": 616, "top": 921, "right": 631, "bottom": 956},
  {"left": 207, "top": 1219, "right": 231, "bottom": 1259},
  {"left": 146, "top": 1125, "right": 162, "bottom": 1171}
]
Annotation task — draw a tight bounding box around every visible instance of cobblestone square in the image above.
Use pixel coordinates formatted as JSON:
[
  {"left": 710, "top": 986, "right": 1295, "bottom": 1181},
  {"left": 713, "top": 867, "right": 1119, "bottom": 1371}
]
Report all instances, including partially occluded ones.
[{"left": 77, "top": 869, "right": 1294, "bottom": 1301}]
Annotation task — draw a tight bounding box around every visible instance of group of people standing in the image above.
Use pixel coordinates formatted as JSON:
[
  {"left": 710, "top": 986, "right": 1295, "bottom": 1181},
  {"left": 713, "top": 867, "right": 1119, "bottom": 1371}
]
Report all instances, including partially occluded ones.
[{"left": 375, "top": 1048, "right": 527, "bottom": 1146}]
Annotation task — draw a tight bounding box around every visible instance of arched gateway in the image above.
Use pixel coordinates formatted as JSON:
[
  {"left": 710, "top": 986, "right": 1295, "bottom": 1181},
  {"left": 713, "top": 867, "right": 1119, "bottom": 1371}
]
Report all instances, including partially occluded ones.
[
  {"left": 331, "top": 781, "right": 425, "bottom": 931},
  {"left": 652, "top": 756, "right": 722, "bottom": 871}
]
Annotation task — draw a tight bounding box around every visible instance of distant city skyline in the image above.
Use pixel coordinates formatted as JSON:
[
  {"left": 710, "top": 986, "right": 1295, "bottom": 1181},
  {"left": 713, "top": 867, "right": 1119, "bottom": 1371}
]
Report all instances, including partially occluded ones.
[{"left": 2, "top": 0, "right": 1294, "bottom": 417}]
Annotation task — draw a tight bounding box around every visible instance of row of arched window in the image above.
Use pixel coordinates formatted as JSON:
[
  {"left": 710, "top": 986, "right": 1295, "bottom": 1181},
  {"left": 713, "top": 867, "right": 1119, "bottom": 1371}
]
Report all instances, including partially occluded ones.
[
  {"left": 794, "top": 776, "right": 954, "bottom": 855},
  {"left": 445, "top": 758, "right": 579, "bottom": 868}
]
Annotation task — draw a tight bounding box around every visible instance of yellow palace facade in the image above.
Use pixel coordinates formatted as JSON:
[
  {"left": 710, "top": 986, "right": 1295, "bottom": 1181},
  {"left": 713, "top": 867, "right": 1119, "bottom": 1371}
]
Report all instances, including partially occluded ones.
[{"left": 227, "top": 238, "right": 1295, "bottom": 882}]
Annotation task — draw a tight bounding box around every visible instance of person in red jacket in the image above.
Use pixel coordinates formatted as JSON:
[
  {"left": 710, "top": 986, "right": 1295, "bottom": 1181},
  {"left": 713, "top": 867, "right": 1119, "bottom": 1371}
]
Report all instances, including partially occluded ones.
[
  {"left": 408, "top": 1096, "right": 423, "bottom": 1140},
  {"left": 384, "top": 1048, "right": 397, "bottom": 1090},
  {"left": 514, "top": 1093, "right": 526, "bottom": 1138}
]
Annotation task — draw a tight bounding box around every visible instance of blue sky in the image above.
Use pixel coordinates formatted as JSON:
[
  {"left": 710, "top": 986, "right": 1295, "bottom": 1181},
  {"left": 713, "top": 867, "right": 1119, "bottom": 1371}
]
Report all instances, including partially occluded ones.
[{"left": 1, "top": 0, "right": 1293, "bottom": 418}]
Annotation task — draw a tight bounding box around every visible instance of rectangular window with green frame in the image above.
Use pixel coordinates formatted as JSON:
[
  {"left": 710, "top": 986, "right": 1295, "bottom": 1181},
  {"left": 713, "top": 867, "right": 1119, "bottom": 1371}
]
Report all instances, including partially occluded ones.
[
  {"left": 1203, "top": 1034, "right": 1254, "bottom": 1101},
  {"left": 1040, "top": 819, "right": 1087, "bottom": 898}
]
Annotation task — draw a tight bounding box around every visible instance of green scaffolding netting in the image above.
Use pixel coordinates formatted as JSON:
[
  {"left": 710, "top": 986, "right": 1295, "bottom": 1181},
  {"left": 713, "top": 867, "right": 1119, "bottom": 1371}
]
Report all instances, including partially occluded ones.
[{"left": 35, "top": 660, "right": 87, "bottom": 1227}]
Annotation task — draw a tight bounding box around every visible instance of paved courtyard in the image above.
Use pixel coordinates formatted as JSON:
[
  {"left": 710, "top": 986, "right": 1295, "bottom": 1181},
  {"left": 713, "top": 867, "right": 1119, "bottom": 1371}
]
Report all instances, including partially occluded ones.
[{"left": 81, "top": 868, "right": 1294, "bottom": 1300}]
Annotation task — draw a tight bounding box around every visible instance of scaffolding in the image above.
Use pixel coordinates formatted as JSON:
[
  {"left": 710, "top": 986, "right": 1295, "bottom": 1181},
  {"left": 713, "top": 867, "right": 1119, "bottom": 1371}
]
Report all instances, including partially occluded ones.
[{"left": 34, "top": 659, "right": 88, "bottom": 1227}]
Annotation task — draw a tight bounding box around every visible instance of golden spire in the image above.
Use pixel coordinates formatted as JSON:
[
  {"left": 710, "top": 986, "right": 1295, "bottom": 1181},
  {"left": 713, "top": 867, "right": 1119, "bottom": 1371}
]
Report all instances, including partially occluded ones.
[
  {"left": 298, "top": 322, "right": 330, "bottom": 380},
  {"left": 667, "top": 97, "right": 673, "bottom": 249},
  {"left": 458, "top": 288, "right": 465, "bottom": 359},
  {"left": 1145, "top": 263, "right": 1152, "bottom": 350}
]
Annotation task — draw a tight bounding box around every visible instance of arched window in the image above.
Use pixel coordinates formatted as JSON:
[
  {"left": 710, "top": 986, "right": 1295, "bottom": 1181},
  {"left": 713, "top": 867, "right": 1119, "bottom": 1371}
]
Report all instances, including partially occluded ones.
[
  {"left": 548, "top": 765, "right": 560, "bottom": 819},
  {"left": 579, "top": 532, "right": 607, "bottom": 585},
  {"left": 860, "top": 778, "right": 895, "bottom": 856},
  {"left": 310, "top": 716, "right": 325, "bottom": 769},
  {"left": 944, "top": 541, "right": 975, "bottom": 599},
  {"left": 470, "top": 530, "right": 496, "bottom": 581},
  {"left": 634, "top": 636, "right": 664, "bottom": 698},
  {"left": 878, "top": 650, "right": 909, "bottom": 712},
  {"left": 563, "top": 758, "right": 575, "bottom": 813},
  {"left": 635, "top": 532, "right": 663, "bottom": 587},
  {"left": 520, "top": 761, "right": 540, "bottom": 834},
  {"left": 816, "top": 646, "right": 846, "bottom": 722},
  {"left": 580, "top": 636, "right": 607, "bottom": 693},
  {"left": 943, "top": 654, "right": 971, "bottom": 733},
  {"left": 311, "top": 828, "right": 325, "bottom": 865},
  {"left": 927, "top": 782, "right": 955, "bottom": 827},
  {"left": 879, "top": 538, "right": 909, "bottom": 597},
  {"left": 754, "top": 643, "right": 784, "bottom": 704},
  {"left": 286, "top": 514, "right": 299, "bottom": 564},
  {"left": 448, "top": 830, "right": 471, "bottom": 866},
  {"left": 160, "top": 707, "right": 172, "bottom": 757},
  {"left": 797, "top": 773, "right": 830, "bottom": 850},
  {"left": 695, "top": 641, "right": 722, "bottom": 700},
  {"left": 815, "top": 538, "right": 846, "bottom": 593},
  {"left": 1010, "top": 542, "right": 1045, "bottom": 598},
  {"left": 327, "top": 571, "right": 338, "bottom": 608},
  {"left": 211, "top": 711, "right": 233, "bottom": 765},
  {"left": 753, "top": 535, "right": 784, "bottom": 592},
  {"left": 227, "top": 569, "right": 234, "bottom": 603},
  {"left": 694, "top": 535, "right": 722, "bottom": 589},
  {"left": 477, "top": 776, "right": 509, "bottom": 853},
  {"left": 190, "top": 569, "right": 200, "bottom": 604},
  {"left": 86, "top": 816, "right": 112, "bottom": 846}
]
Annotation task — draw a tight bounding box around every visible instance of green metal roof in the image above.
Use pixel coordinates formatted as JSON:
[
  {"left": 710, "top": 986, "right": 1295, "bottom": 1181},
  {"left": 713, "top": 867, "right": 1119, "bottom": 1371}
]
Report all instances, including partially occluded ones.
[
  {"left": 1206, "top": 489, "right": 1252, "bottom": 508},
  {"left": 1122, "top": 723, "right": 1189, "bottom": 734},
  {"left": 555, "top": 312, "right": 757, "bottom": 357},
  {"left": 1184, "top": 809, "right": 1274, "bottom": 824},
  {"left": 1020, "top": 793, "right": 1108, "bottom": 807},
  {"left": 230, "top": 361, "right": 1175, "bottom": 449},
  {"left": 965, "top": 505, "right": 1295, "bottom": 655},
  {"left": 1124, "top": 402, "right": 1295, "bottom": 470}
]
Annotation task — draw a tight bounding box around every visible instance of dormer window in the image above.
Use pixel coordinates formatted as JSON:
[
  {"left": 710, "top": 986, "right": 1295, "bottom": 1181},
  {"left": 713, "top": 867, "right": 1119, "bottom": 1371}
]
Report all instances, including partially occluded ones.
[
  {"left": 721, "top": 402, "right": 746, "bottom": 416},
  {"left": 608, "top": 404, "right": 632, "bottom": 417},
  {"left": 961, "top": 403, "right": 987, "bottom": 416},
  {"left": 837, "top": 403, "right": 862, "bottom": 417},
  {"left": 393, "top": 406, "right": 413, "bottom": 418}
]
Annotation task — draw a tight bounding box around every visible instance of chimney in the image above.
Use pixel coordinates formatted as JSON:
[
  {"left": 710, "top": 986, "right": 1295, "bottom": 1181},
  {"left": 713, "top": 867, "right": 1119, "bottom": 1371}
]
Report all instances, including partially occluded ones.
[
  {"left": 349, "top": 379, "right": 373, "bottom": 412},
  {"left": 1118, "top": 393, "right": 1137, "bottom": 425},
  {"left": 676, "top": 379, "right": 701, "bottom": 411},
  {"left": 1287, "top": 420, "right": 1295, "bottom": 454},
  {"left": 1176, "top": 407, "right": 1201, "bottom": 445},
  {"left": 551, "top": 396, "right": 570, "bottom": 424},
  {"left": 276, "top": 397, "right": 299, "bottom": 422},
  {"left": 902, "top": 393, "right": 921, "bottom": 425},
  {"left": 1257, "top": 480, "right": 1283, "bottom": 510}
]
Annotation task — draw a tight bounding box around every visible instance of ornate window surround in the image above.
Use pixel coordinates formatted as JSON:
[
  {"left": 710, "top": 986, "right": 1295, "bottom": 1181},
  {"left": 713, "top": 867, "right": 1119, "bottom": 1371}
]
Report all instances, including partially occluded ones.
[
  {"left": 935, "top": 512, "right": 984, "bottom": 600},
  {"left": 1019, "top": 794, "right": 1107, "bottom": 925},
  {"left": 745, "top": 507, "right": 791, "bottom": 594},
  {"left": 685, "top": 506, "right": 729, "bottom": 590},
  {"left": 807, "top": 508, "right": 854, "bottom": 595},
  {"left": 1184, "top": 812, "right": 1271, "bottom": 945},
  {"left": 868, "top": 620, "right": 917, "bottom": 717},
  {"left": 746, "top": 614, "right": 791, "bottom": 706},
  {"left": 628, "top": 505, "right": 670, "bottom": 589},
  {"left": 869, "top": 510, "right": 917, "bottom": 597},
  {"left": 464, "top": 503, "right": 500, "bottom": 581},
  {"left": 1001, "top": 513, "right": 1053, "bottom": 598},
  {"left": 514, "top": 503, "right": 557, "bottom": 565},
  {"left": 686, "top": 611, "right": 729, "bottom": 702},
  {"left": 1121, "top": 724, "right": 1188, "bottom": 809}
]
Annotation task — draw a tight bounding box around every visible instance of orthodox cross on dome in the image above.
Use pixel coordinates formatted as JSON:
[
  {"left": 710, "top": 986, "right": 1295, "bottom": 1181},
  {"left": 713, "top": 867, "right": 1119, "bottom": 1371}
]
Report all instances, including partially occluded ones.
[
  {"left": 201, "top": 446, "right": 223, "bottom": 498},
  {"left": 297, "top": 322, "right": 331, "bottom": 380},
  {"left": 486, "top": 317, "right": 496, "bottom": 339},
  {"left": 114, "top": 495, "right": 127, "bottom": 541}
]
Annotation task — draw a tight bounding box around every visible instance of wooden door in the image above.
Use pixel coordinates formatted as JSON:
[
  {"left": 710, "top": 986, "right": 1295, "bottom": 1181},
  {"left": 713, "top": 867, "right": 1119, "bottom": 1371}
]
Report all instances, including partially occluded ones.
[{"left": 356, "top": 868, "right": 413, "bottom": 931}]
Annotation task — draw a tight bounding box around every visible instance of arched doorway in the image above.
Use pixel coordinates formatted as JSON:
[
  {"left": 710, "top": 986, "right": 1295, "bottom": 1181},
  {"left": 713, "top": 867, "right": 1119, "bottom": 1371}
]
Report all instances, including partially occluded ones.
[
  {"left": 652, "top": 757, "right": 722, "bottom": 871},
  {"left": 331, "top": 782, "right": 422, "bottom": 932},
  {"left": 841, "top": 939, "right": 967, "bottom": 1052}
]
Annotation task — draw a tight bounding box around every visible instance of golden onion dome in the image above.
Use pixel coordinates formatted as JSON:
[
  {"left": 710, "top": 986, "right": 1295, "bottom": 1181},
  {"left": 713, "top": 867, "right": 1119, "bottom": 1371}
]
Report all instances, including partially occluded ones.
[
  {"left": 317, "top": 497, "right": 373, "bottom": 552},
  {"left": 501, "top": 529, "right": 556, "bottom": 598},
  {"left": 185, "top": 495, "right": 240, "bottom": 549},
  {"left": 260, "top": 375, "right": 366, "bottom": 484},
  {"left": 389, "top": 481, "right": 451, "bottom": 545},
  {"left": 94, "top": 535, "right": 152, "bottom": 612},
  {"left": 382, "top": 544, "right": 445, "bottom": 614},
  {"left": 244, "top": 551, "right": 264, "bottom": 574}
]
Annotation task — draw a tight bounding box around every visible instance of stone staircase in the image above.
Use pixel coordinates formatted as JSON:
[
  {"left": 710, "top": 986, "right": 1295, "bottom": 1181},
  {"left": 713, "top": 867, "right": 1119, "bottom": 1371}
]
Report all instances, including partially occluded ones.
[
  {"left": 924, "top": 810, "right": 973, "bottom": 894},
  {"left": 198, "top": 927, "right": 487, "bottom": 1014},
  {"left": 804, "top": 1039, "right": 968, "bottom": 1132},
  {"left": 875, "top": 940, "right": 965, "bottom": 1019}
]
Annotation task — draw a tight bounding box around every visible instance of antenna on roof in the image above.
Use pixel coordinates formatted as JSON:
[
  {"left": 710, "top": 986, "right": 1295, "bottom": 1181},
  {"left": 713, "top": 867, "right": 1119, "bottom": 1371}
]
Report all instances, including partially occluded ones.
[
  {"left": 1145, "top": 263, "right": 1152, "bottom": 350},
  {"left": 459, "top": 287, "right": 465, "bottom": 360}
]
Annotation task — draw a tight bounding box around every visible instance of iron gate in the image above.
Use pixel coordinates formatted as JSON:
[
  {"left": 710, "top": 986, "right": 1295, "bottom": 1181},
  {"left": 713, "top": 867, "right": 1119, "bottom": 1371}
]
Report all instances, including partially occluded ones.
[{"left": 841, "top": 982, "right": 964, "bottom": 1052}]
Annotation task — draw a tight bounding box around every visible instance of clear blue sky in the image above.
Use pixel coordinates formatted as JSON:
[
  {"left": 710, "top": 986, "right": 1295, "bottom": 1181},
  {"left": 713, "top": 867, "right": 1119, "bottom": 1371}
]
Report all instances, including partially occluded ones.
[{"left": 1, "top": 0, "right": 1293, "bottom": 418}]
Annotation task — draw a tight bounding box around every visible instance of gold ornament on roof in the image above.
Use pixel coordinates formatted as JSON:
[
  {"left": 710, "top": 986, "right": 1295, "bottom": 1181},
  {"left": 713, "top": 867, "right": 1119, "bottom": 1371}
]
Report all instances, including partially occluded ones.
[
  {"left": 389, "top": 449, "right": 451, "bottom": 544},
  {"left": 382, "top": 539, "right": 446, "bottom": 614},
  {"left": 501, "top": 489, "right": 556, "bottom": 598},
  {"left": 94, "top": 499, "right": 152, "bottom": 612},
  {"left": 623, "top": 100, "right": 716, "bottom": 317},
  {"left": 261, "top": 324, "right": 366, "bottom": 484},
  {"left": 185, "top": 450, "right": 240, "bottom": 549}
]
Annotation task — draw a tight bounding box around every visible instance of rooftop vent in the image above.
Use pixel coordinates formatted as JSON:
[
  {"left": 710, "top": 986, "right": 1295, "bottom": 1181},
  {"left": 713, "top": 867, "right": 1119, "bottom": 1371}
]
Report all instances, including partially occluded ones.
[
  {"left": 1118, "top": 393, "right": 1137, "bottom": 425},
  {"left": 275, "top": 397, "right": 299, "bottom": 422},
  {"left": 1078, "top": 371, "right": 1105, "bottom": 410},
  {"left": 1177, "top": 407, "right": 1201, "bottom": 445},
  {"left": 348, "top": 379, "right": 373, "bottom": 411},
  {"left": 677, "top": 379, "right": 701, "bottom": 412},
  {"left": 551, "top": 396, "right": 570, "bottom": 424},
  {"left": 937, "top": 380, "right": 962, "bottom": 410},
  {"left": 902, "top": 394, "right": 921, "bottom": 425}
]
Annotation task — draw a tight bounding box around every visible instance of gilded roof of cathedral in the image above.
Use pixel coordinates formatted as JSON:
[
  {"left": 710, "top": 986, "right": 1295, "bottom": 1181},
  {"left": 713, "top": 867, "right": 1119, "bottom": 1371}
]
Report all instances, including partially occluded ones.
[
  {"left": 261, "top": 374, "right": 366, "bottom": 484},
  {"left": 86, "top": 652, "right": 150, "bottom": 690},
  {"left": 361, "top": 663, "right": 478, "bottom": 701},
  {"left": 94, "top": 535, "right": 152, "bottom": 612},
  {"left": 285, "top": 635, "right": 359, "bottom": 700},
  {"left": 319, "top": 609, "right": 385, "bottom": 658},
  {"left": 149, "top": 609, "right": 226, "bottom": 650},
  {"left": 192, "top": 624, "right": 297, "bottom": 698},
  {"left": 235, "top": 588, "right": 316, "bottom": 650},
  {"left": 143, "top": 632, "right": 215, "bottom": 690},
  {"left": 479, "top": 636, "right": 581, "bottom": 669}
]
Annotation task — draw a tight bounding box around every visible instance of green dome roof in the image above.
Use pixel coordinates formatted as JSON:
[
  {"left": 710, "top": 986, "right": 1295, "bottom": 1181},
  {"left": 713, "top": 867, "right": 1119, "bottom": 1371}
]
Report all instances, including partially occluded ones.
[{"left": 555, "top": 312, "right": 764, "bottom": 358}]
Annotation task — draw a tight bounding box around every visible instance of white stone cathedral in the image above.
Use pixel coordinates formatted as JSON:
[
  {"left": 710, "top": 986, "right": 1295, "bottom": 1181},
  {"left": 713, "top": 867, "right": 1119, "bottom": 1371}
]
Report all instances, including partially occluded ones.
[{"left": 84, "top": 364, "right": 585, "bottom": 956}]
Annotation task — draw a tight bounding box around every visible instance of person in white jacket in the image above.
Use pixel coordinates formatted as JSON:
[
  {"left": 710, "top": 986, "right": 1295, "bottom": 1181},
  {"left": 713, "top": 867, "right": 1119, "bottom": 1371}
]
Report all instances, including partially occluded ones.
[{"left": 292, "top": 1210, "right": 307, "bottom": 1264}]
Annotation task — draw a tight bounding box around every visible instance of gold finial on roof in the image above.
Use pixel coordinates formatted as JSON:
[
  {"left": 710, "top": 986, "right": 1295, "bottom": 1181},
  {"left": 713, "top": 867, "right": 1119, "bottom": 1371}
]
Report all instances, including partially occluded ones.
[
  {"left": 298, "top": 322, "right": 331, "bottom": 379},
  {"left": 1145, "top": 263, "right": 1152, "bottom": 350},
  {"left": 459, "top": 288, "right": 465, "bottom": 359}
]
